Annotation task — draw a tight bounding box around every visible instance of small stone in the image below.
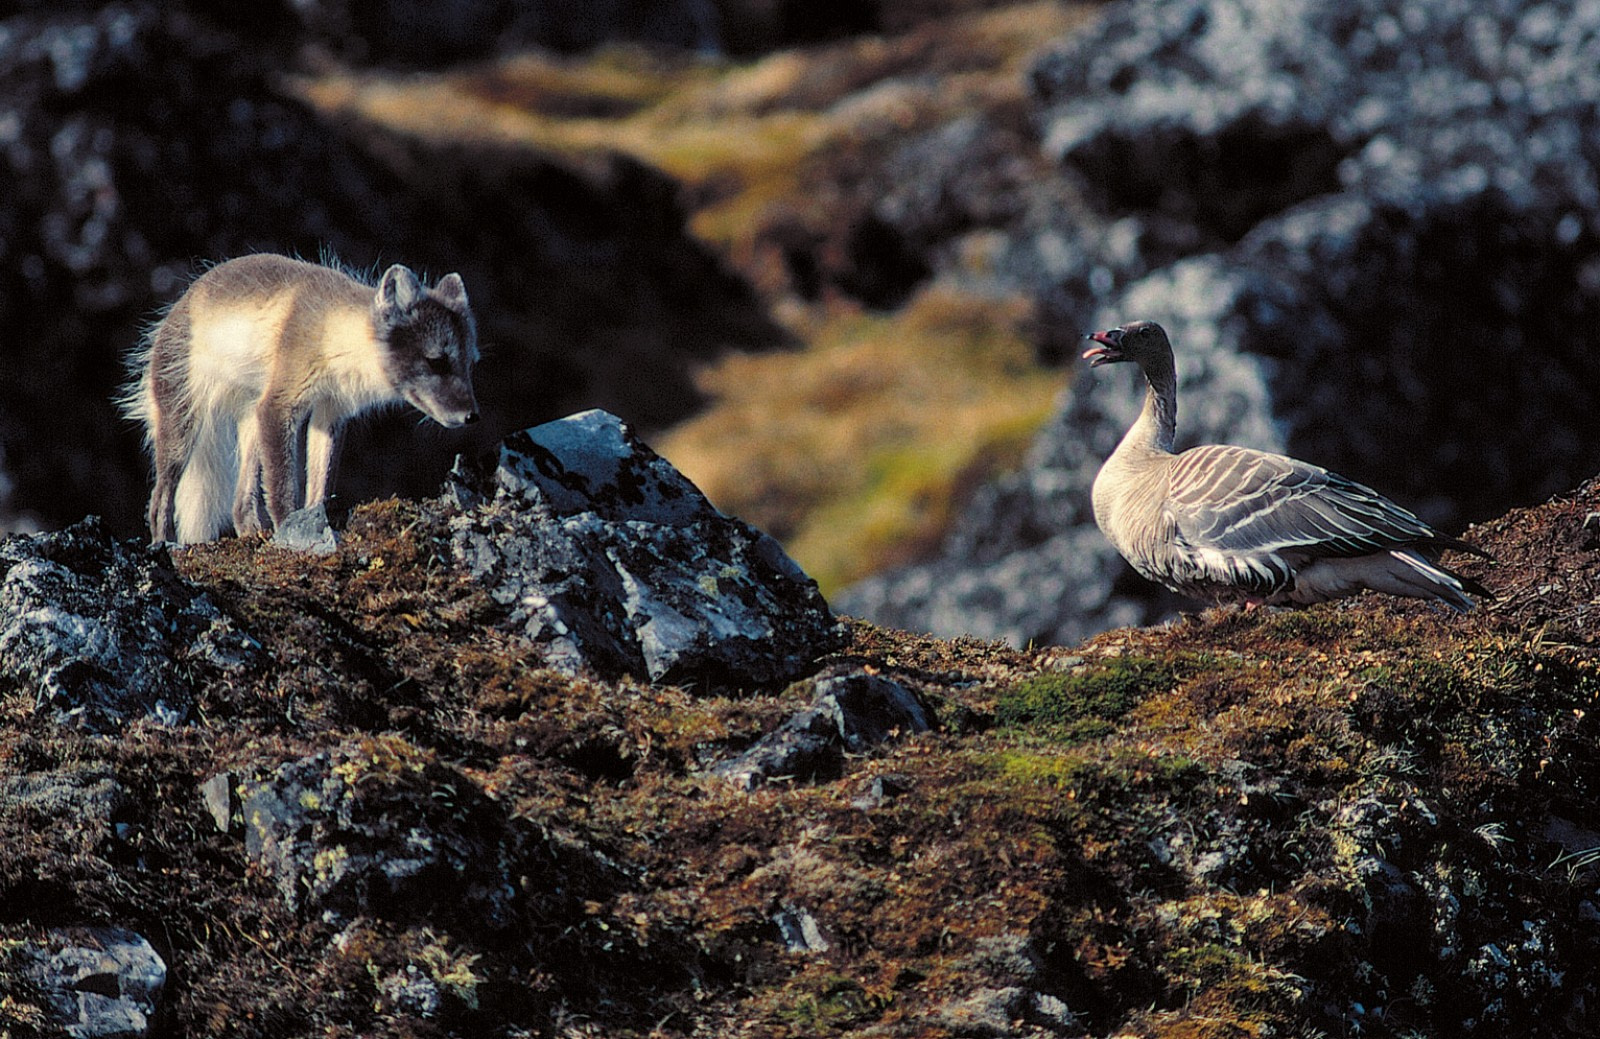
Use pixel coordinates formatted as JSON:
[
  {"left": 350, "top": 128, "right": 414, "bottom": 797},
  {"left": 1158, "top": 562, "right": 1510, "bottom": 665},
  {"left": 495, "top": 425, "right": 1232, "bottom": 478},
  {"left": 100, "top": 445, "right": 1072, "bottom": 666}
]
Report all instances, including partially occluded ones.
[
  {"left": 272, "top": 502, "right": 338, "bottom": 554},
  {"left": 199, "top": 772, "right": 235, "bottom": 833},
  {"left": 852, "top": 773, "right": 913, "bottom": 810},
  {"left": 714, "top": 671, "right": 934, "bottom": 789},
  {"left": 772, "top": 904, "right": 830, "bottom": 954},
  {"left": 928, "top": 986, "right": 1028, "bottom": 1037},
  {"left": 964, "top": 933, "right": 1043, "bottom": 985}
]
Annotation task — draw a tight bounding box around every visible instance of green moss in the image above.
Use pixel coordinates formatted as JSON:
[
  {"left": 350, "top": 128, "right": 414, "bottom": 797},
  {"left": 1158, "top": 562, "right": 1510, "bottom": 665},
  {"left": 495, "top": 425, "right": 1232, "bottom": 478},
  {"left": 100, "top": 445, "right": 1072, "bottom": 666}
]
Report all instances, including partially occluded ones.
[
  {"left": 1258, "top": 608, "right": 1358, "bottom": 646},
  {"left": 770, "top": 972, "right": 887, "bottom": 1032},
  {"left": 997, "top": 656, "right": 1180, "bottom": 740},
  {"left": 995, "top": 746, "right": 1206, "bottom": 807}
]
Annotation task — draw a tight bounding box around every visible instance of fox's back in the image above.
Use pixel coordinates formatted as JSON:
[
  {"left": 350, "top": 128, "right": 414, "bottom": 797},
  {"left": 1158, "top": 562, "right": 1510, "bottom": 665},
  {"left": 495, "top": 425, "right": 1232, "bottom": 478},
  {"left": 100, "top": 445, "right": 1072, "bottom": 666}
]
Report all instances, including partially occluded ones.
[{"left": 163, "top": 256, "right": 381, "bottom": 417}]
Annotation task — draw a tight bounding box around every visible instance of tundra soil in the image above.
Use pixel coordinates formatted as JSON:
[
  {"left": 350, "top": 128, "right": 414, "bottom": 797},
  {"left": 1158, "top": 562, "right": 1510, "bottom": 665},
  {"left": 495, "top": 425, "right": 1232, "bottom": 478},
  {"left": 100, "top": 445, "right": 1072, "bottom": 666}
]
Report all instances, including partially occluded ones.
[{"left": 2, "top": 476, "right": 1599, "bottom": 1037}]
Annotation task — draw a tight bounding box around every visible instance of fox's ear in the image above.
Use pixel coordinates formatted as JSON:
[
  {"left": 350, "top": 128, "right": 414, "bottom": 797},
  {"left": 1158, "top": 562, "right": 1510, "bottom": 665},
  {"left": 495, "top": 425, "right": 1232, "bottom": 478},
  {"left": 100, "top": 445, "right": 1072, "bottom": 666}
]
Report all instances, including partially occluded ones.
[
  {"left": 433, "top": 272, "right": 469, "bottom": 312},
  {"left": 376, "top": 264, "right": 423, "bottom": 316}
]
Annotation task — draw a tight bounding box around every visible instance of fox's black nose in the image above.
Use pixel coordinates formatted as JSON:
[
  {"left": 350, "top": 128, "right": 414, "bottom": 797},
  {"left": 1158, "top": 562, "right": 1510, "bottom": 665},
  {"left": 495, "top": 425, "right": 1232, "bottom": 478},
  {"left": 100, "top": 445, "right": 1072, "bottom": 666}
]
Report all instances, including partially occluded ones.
[{"left": 464, "top": 411, "right": 480, "bottom": 425}]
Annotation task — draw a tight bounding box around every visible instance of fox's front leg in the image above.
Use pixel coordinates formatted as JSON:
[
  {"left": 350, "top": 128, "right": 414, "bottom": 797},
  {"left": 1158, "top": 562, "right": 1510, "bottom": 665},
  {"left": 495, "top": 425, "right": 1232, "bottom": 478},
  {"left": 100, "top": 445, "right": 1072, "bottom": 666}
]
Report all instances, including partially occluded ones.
[
  {"left": 303, "top": 403, "right": 345, "bottom": 511},
  {"left": 232, "top": 410, "right": 270, "bottom": 535},
  {"left": 256, "top": 398, "right": 307, "bottom": 531}
]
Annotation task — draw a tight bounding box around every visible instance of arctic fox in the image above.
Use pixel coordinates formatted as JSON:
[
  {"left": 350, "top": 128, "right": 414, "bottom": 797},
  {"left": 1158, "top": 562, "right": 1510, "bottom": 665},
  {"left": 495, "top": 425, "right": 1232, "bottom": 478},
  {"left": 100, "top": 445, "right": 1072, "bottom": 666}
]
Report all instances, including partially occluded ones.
[{"left": 123, "top": 254, "right": 480, "bottom": 544}]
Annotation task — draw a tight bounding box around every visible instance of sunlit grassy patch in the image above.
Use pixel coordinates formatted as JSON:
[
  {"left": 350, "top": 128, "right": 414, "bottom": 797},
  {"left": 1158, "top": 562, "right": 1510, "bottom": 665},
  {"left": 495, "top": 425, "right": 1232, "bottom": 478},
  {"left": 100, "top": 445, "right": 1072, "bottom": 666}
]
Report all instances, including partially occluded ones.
[{"left": 658, "top": 285, "right": 1061, "bottom": 593}]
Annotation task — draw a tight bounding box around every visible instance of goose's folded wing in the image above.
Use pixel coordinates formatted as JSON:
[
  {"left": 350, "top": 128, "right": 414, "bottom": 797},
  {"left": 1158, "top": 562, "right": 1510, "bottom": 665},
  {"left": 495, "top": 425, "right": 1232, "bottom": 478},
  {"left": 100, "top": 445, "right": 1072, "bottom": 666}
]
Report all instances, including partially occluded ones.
[{"left": 1164, "top": 445, "right": 1442, "bottom": 562}]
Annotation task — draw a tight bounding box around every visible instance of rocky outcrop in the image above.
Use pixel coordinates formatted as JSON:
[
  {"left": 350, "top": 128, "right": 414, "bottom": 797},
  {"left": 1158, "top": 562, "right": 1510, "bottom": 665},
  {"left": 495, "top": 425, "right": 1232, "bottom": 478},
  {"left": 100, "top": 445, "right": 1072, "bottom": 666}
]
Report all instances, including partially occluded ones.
[
  {"left": 0, "top": 437, "right": 1598, "bottom": 1037},
  {"left": 0, "top": 517, "right": 262, "bottom": 732},
  {"left": 0, "top": 415, "right": 838, "bottom": 717},
  {"left": 712, "top": 669, "right": 932, "bottom": 789},
  {"left": 239, "top": 737, "right": 544, "bottom": 929},
  {"left": 445, "top": 409, "right": 841, "bottom": 686},
  {"left": 0, "top": 414, "right": 846, "bottom": 1034},
  {"left": 19, "top": 927, "right": 167, "bottom": 1039},
  {"left": 840, "top": 0, "right": 1600, "bottom": 646}
]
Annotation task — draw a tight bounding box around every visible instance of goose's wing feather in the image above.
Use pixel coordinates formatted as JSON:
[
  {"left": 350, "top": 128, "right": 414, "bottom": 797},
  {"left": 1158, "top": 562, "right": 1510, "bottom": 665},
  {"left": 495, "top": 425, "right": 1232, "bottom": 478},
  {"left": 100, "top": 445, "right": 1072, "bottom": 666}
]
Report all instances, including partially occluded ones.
[{"left": 1164, "top": 445, "right": 1441, "bottom": 564}]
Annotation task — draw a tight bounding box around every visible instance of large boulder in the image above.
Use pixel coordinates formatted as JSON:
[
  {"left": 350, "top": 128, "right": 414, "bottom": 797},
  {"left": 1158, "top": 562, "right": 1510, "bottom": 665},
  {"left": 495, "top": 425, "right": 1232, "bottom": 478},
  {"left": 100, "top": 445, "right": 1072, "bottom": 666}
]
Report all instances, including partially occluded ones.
[
  {"left": 840, "top": 0, "right": 1600, "bottom": 645},
  {"left": 446, "top": 409, "right": 843, "bottom": 686}
]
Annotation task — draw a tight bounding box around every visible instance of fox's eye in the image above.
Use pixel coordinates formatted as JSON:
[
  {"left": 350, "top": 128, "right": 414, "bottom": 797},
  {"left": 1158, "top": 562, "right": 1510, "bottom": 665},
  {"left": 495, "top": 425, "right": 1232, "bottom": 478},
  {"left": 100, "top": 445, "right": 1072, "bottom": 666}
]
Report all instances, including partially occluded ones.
[{"left": 427, "top": 356, "right": 452, "bottom": 376}]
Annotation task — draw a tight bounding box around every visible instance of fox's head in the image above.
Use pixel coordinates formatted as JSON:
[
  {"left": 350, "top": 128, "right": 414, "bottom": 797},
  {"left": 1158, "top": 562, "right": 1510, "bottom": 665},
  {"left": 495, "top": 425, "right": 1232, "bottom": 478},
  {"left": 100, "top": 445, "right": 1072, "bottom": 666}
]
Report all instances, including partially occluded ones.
[{"left": 372, "top": 264, "right": 480, "bottom": 428}]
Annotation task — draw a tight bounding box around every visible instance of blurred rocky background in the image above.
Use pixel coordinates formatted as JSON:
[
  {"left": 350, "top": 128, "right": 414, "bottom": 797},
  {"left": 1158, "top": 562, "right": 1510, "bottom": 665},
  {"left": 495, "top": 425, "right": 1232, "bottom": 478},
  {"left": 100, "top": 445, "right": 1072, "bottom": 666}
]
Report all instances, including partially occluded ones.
[{"left": 5, "top": 0, "right": 1600, "bottom": 646}]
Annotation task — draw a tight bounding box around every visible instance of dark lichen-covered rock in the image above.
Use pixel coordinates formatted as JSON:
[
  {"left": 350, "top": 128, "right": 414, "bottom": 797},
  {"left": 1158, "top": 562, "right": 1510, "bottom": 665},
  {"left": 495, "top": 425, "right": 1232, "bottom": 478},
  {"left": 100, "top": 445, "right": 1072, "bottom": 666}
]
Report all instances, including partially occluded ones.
[
  {"left": 713, "top": 669, "right": 933, "bottom": 789},
  {"left": 287, "top": 0, "right": 721, "bottom": 66},
  {"left": 238, "top": 736, "right": 531, "bottom": 930},
  {"left": 0, "top": 517, "right": 261, "bottom": 731},
  {"left": 445, "top": 409, "right": 842, "bottom": 686},
  {"left": 20, "top": 926, "right": 168, "bottom": 1039},
  {"left": 0, "top": 769, "right": 127, "bottom": 837}
]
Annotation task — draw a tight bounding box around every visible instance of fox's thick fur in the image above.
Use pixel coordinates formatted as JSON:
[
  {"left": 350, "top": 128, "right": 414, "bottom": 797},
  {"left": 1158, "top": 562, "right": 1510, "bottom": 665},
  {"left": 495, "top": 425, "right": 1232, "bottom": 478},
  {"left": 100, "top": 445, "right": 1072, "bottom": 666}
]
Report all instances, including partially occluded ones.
[{"left": 122, "top": 254, "right": 479, "bottom": 544}]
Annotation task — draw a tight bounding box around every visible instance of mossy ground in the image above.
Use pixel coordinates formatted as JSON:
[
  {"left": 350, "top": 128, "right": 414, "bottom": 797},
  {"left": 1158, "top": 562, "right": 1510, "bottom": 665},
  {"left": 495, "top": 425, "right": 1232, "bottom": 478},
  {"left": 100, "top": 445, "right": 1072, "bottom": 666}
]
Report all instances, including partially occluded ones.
[{"left": 2, "top": 476, "right": 1599, "bottom": 1036}]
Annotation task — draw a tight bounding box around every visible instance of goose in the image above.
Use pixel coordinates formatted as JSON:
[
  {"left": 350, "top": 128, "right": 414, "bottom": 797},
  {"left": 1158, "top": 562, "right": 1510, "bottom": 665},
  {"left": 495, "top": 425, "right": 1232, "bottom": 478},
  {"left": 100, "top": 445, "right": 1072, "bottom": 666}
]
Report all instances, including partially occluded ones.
[{"left": 1081, "top": 320, "right": 1490, "bottom": 610}]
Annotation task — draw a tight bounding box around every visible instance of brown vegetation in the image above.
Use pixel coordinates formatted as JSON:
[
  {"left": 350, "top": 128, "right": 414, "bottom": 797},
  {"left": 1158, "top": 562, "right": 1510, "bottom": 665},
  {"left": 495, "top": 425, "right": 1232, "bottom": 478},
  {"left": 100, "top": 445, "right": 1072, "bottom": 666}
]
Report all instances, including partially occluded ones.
[{"left": 2, "top": 472, "right": 1599, "bottom": 1036}]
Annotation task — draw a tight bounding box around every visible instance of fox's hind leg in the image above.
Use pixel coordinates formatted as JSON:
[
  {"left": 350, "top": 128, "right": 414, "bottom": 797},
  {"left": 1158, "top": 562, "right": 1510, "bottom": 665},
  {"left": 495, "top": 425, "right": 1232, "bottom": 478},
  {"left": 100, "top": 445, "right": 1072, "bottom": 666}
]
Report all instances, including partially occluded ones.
[
  {"left": 255, "top": 394, "right": 308, "bottom": 532},
  {"left": 143, "top": 319, "right": 196, "bottom": 543},
  {"left": 171, "top": 412, "right": 238, "bottom": 544},
  {"left": 146, "top": 392, "right": 187, "bottom": 543}
]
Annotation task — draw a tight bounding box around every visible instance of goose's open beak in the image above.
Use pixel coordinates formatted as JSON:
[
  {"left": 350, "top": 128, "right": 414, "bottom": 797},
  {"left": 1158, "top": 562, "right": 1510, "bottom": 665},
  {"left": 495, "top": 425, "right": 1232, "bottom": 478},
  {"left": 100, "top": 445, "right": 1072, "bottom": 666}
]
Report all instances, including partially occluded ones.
[{"left": 1081, "top": 329, "right": 1125, "bottom": 366}]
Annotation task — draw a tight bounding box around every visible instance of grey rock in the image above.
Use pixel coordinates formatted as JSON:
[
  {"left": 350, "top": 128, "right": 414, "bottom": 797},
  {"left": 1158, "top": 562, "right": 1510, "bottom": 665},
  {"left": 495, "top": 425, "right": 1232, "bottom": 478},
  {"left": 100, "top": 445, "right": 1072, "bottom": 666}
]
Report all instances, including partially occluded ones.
[
  {"left": 929, "top": 986, "right": 1030, "bottom": 1037},
  {"left": 943, "top": 934, "right": 1079, "bottom": 1035},
  {"left": 0, "top": 517, "right": 262, "bottom": 731},
  {"left": 772, "top": 903, "right": 831, "bottom": 954},
  {"left": 851, "top": 772, "right": 912, "bottom": 810},
  {"left": 199, "top": 772, "right": 237, "bottom": 833},
  {"left": 237, "top": 738, "right": 526, "bottom": 929},
  {"left": 714, "top": 670, "right": 933, "bottom": 790},
  {"left": 964, "top": 933, "right": 1044, "bottom": 986},
  {"left": 271, "top": 502, "right": 338, "bottom": 554},
  {"left": 927, "top": 984, "right": 1078, "bottom": 1038},
  {"left": 22, "top": 926, "right": 167, "bottom": 1039},
  {"left": 445, "top": 410, "right": 842, "bottom": 686}
]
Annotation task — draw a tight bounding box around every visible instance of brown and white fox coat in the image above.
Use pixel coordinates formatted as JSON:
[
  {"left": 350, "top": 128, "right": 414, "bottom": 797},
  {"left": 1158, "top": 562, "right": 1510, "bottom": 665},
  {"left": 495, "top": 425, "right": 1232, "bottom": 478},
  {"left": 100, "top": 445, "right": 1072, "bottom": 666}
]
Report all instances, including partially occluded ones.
[{"left": 123, "top": 254, "right": 480, "bottom": 544}]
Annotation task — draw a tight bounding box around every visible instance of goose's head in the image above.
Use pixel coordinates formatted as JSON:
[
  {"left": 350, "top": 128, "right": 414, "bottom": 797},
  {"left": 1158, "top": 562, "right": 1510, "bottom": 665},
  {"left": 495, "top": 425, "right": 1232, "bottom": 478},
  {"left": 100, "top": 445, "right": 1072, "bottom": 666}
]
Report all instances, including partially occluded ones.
[{"left": 1081, "top": 320, "right": 1172, "bottom": 368}]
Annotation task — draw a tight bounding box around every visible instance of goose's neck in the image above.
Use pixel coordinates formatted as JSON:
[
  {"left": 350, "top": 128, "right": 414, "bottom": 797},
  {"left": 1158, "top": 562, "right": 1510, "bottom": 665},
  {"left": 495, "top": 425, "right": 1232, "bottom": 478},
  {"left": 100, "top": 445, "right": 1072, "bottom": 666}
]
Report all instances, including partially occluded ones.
[{"left": 1120, "top": 358, "right": 1177, "bottom": 456}]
